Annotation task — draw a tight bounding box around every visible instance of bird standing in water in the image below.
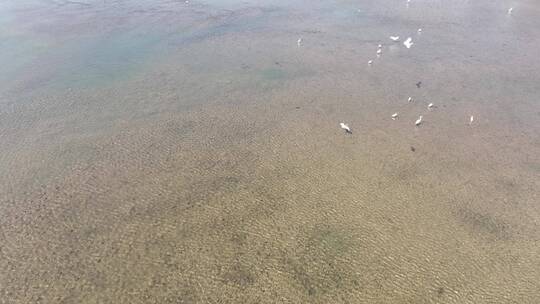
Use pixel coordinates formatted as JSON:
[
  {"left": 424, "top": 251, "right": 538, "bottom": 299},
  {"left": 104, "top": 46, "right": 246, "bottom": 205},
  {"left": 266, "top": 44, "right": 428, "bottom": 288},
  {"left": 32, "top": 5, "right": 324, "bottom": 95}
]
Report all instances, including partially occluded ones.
[
  {"left": 415, "top": 116, "right": 423, "bottom": 126},
  {"left": 340, "top": 123, "right": 352, "bottom": 134}
]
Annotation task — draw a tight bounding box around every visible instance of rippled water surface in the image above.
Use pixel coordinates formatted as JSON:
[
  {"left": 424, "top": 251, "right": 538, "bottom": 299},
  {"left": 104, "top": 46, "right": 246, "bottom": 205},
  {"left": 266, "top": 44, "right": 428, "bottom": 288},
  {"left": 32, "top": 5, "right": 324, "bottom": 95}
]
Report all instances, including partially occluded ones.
[{"left": 1, "top": 0, "right": 540, "bottom": 302}]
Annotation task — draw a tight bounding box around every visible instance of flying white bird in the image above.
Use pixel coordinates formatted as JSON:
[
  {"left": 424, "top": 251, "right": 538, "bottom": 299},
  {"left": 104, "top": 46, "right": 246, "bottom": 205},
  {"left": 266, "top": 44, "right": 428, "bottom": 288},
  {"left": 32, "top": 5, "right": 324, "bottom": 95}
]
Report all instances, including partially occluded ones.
[
  {"left": 408, "top": 97, "right": 413, "bottom": 102},
  {"left": 415, "top": 115, "right": 423, "bottom": 126},
  {"left": 428, "top": 103, "right": 434, "bottom": 108},
  {"left": 368, "top": 60, "right": 373, "bottom": 65},
  {"left": 340, "top": 122, "right": 352, "bottom": 134},
  {"left": 508, "top": 7, "right": 513, "bottom": 14},
  {"left": 469, "top": 115, "right": 474, "bottom": 125},
  {"left": 392, "top": 113, "right": 398, "bottom": 120},
  {"left": 297, "top": 38, "right": 302, "bottom": 46},
  {"left": 390, "top": 36, "right": 400, "bottom": 41},
  {"left": 404, "top": 37, "right": 413, "bottom": 49}
]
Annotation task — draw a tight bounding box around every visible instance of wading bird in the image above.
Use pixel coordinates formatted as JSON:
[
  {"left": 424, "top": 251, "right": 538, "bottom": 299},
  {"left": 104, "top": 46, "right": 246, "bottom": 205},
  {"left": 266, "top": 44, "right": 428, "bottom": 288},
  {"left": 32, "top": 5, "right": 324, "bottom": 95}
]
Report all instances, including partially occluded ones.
[
  {"left": 415, "top": 116, "right": 423, "bottom": 126},
  {"left": 340, "top": 123, "right": 352, "bottom": 134}
]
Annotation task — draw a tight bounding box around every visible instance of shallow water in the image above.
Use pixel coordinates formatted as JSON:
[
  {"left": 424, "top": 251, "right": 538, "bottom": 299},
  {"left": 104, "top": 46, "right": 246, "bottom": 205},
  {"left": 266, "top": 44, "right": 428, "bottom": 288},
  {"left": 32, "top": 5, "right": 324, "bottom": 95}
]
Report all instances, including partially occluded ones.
[{"left": 1, "top": 0, "right": 540, "bottom": 303}]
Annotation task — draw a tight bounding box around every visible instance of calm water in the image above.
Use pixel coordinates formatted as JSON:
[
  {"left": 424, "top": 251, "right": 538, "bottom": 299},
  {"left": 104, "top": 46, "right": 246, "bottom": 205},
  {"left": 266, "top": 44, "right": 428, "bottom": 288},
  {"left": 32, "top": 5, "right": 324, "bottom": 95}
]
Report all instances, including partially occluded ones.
[{"left": 1, "top": 0, "right": 540, "bottom": 302}]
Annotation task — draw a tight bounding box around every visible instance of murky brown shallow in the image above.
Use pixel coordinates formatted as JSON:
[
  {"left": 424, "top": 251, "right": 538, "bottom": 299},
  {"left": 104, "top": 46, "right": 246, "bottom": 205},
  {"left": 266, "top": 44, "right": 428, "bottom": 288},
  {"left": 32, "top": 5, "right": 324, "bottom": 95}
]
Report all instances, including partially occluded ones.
[{"left": 1, "top": 0, "right": 540, "bottom": 303}]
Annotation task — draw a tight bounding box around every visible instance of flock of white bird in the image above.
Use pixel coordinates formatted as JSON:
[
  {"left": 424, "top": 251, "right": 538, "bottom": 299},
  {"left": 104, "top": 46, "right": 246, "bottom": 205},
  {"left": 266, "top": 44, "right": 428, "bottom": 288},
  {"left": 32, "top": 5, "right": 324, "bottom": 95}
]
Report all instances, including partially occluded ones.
[
  {"left": 338, "top": 28, "right": 442, "bottom": 134},
  {"left": 183, "top": 0, "right": 514, "bottom": 136},
  {"left": 333, "top": 3, "right": 515, "bottom": 135}
]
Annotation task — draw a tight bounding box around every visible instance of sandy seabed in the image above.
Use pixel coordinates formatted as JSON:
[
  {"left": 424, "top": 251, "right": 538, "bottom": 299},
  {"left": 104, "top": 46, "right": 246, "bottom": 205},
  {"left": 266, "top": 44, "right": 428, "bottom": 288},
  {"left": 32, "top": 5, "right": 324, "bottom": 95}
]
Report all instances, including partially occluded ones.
[{"left": 1, "top": 0, "right": 539, "bottom": 303}]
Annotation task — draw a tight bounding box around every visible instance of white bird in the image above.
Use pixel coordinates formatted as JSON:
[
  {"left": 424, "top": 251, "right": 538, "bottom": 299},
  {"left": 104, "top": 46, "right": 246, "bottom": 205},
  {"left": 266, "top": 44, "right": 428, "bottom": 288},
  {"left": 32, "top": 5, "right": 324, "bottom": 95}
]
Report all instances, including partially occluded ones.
[
  {"left": 428, "top": 103, "right": 434, "bottom": 108},
  {"left": 297, "top": 38, "right": 302, "bottom": 46},
  {"left": 469, "top": 115, "right": 474, "bottom": 125},
  {"left": 390, "top": 36, "right": 400, "bottom": 42},
  {"left": 368, "top": 60, "right": 373, "bottom": 65},
  {"left": 408, "top": 97, "right": 413, "bottom": 102},
  {"left": 378, "top": 44, "right": 383, "bottom": 48},
  {"left": 508, "top": 7, "right": 513, "bottom": 14},
  {"left": 407, "top": 0, "right": 411, "bottom": 3},
  {"left": 415, "top": 116, "right": 423, "bottom": 126},
  {"left": 340, "top": 122, "right": 352, "bottom": 134},
  {"left": 404, "top": 37, "right": 413, "bottom": 49},
  {"left": 417, "top": 28, "right": 422, "bottom": 33},
  {"left": 377, "top": 48, "right": 382, "bottom": 55},
  {"left": 392, "top": 113, "right": 398, "bottom": 120}
]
